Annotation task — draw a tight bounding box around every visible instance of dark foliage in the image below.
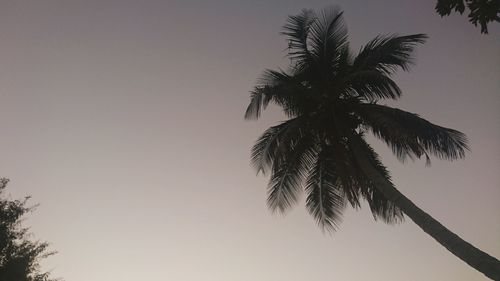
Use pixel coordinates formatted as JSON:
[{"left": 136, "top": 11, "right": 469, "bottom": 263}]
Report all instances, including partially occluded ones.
[
  {"left": 0, "top": 178, "right": 57, "bottom": 281},
  {"left": 245, "top": 7, "right": 469, "bottom": 231},
  {"left": 435, "top": 0, "right": 500, "bottom": 33}
]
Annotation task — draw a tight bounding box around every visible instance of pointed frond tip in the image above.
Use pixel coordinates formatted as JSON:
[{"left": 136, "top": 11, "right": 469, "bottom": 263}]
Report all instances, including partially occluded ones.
[
  {"left": 266, "top": 132, "right": 318, "bottom": 214},
  {"left": 250, "top": 122, "right": 287, "bottom": 174},
  {"left": 245, "top": 69, "right": 303, "bottom": 120},
  {"left": 353, "top": 34, "right": 428, "bottom": 74},
  {"left": 305, "top": 149, "right": 346, "bottom": 232},
  {"left": 250, "top": 117, "right": 309, "bottom": 174},
  {"left": 244, "top": 89, "right": 266, "bottom": 120},
  {"left": 355, "top": 104, "right": 469, "bottom": 163},
  {"left": 281, "top": 9, "right": 316, "bottom": 61},
  {"left": 307, "top": 8, "right": 348, "bottom": 64},
  {"left": 281, "top": 5, "right": 349, "bottom": 73}
]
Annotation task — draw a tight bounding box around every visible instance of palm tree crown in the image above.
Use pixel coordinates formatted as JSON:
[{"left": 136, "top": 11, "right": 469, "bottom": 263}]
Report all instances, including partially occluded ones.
[
  {"left": 245, "top": 7, "right": 500, "bottom": 279},
  {"left": 245, "top": 7, "right": 468, "bottom": 230}
]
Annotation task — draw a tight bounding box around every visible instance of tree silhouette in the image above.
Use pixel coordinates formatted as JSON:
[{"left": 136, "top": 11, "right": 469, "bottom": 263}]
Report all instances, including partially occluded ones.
[
  {"left": 0, "top": 178, "right": 57, "bottom": 281},
  {"left": 245, "top": 7, "right": 500, "bottom": 279},
  {"left": 435, "top": 0, "right": 500, "bottom": 33}
]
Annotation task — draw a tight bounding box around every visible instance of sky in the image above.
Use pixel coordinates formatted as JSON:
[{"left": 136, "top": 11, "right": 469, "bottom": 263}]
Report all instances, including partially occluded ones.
[{"left": 0, "top": 0, "right": 499, "bottom": 280}]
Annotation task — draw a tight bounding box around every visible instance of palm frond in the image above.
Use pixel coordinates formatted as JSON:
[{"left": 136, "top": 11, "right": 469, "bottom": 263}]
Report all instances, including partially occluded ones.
[
  {"left": 367, "top": 186, "right": 404, "bottom": 224},
  {"left": 343, "top": 70, "right": 401, "bottom": 100},
  {"left": 267, "top": 133, "right": 318, "bottom": 213},
  {"left": 244, "top": 87, "right": 269, "bottom": 120},
  {"left": 354, "top": 104, "right": 469, "bottom": 163},
  {"left": 282, "top": 9, "right": 316, "bottom": 62},
  {"left": 305, "top": 147, "right": 346, "bottom": 231},
  {"left": 250, "top": 117, "right": 306, "bottom": 174},
  {"left": 353, "top": 34, "right": 427, "bottom": 75},
  {"left": 244, "top": 70, "right": 298, "bottom": 120},
  {"left": 247, "top": 7, "right": 470, "bottom": 235},
  {"left": 320, "top": 120, "right": 365, "bottom": 208},
  {"left": 349, "top": 136, "right": 404, "bottom": 224},
  {"left": 250, "top": 69, "right": 316, "bottom": 118},
  {"left": 308, "top": 7, "right": 348, "bottom": 76},
  {"left": 336, "top": 45, "right": 353, "bottom": 75},
  {"left": 245, "top": 70, "right": 297, "bottom": 120}
]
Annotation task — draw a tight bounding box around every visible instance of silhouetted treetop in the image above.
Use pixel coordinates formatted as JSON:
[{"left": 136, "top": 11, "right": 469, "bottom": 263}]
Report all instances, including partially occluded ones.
[
  {"left": 0, "top": 178, "right": 58, "bottom": 281},
  {"left": 245, "top": 7, "right": 500, "bottom": 279},
  {"left": 435, "top": 0, "right": 500, "bottom": 33}
]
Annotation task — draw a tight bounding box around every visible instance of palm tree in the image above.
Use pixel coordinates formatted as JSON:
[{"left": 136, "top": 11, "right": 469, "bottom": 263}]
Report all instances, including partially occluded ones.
[{"left": 244, "top": 7, "right": 500, "bottom": 280}]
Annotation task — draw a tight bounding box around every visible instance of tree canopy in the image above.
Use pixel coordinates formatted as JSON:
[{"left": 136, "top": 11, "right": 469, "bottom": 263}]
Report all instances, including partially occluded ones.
[
  {"left": 245, "top": 7, "right": 500, "bottom": 279},
  {"left": 0, "top": 178, "right": 57, "bottom": 281},
  {"left": 435, "top": 0, "right": 500, "bottom": 33}
]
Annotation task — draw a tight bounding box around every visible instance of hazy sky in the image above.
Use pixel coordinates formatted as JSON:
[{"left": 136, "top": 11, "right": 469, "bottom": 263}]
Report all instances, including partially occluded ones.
[{"left": 0, "top": 1, "right": 499, "bottom": 280}]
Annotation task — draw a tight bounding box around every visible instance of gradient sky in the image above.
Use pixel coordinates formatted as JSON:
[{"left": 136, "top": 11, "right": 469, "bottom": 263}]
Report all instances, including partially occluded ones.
[{"left": 0, "top": 1, "right": 499, "bottom": 280}]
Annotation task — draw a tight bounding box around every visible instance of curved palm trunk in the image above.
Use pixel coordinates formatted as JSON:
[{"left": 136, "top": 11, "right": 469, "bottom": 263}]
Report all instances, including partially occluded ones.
[{"left": 351, "top": 142, "right": 500, "bottom": 280}]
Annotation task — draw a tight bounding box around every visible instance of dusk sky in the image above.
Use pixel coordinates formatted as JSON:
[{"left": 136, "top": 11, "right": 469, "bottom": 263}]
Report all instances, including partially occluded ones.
[{"left": 0, "top": 0, "right": 499, "bottom": 280}]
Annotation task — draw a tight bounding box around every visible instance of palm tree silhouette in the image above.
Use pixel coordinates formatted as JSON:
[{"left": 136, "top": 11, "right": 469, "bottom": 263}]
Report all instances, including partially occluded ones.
[{"left": 245, "top": 7, "right": 500, "bottom": 279}]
